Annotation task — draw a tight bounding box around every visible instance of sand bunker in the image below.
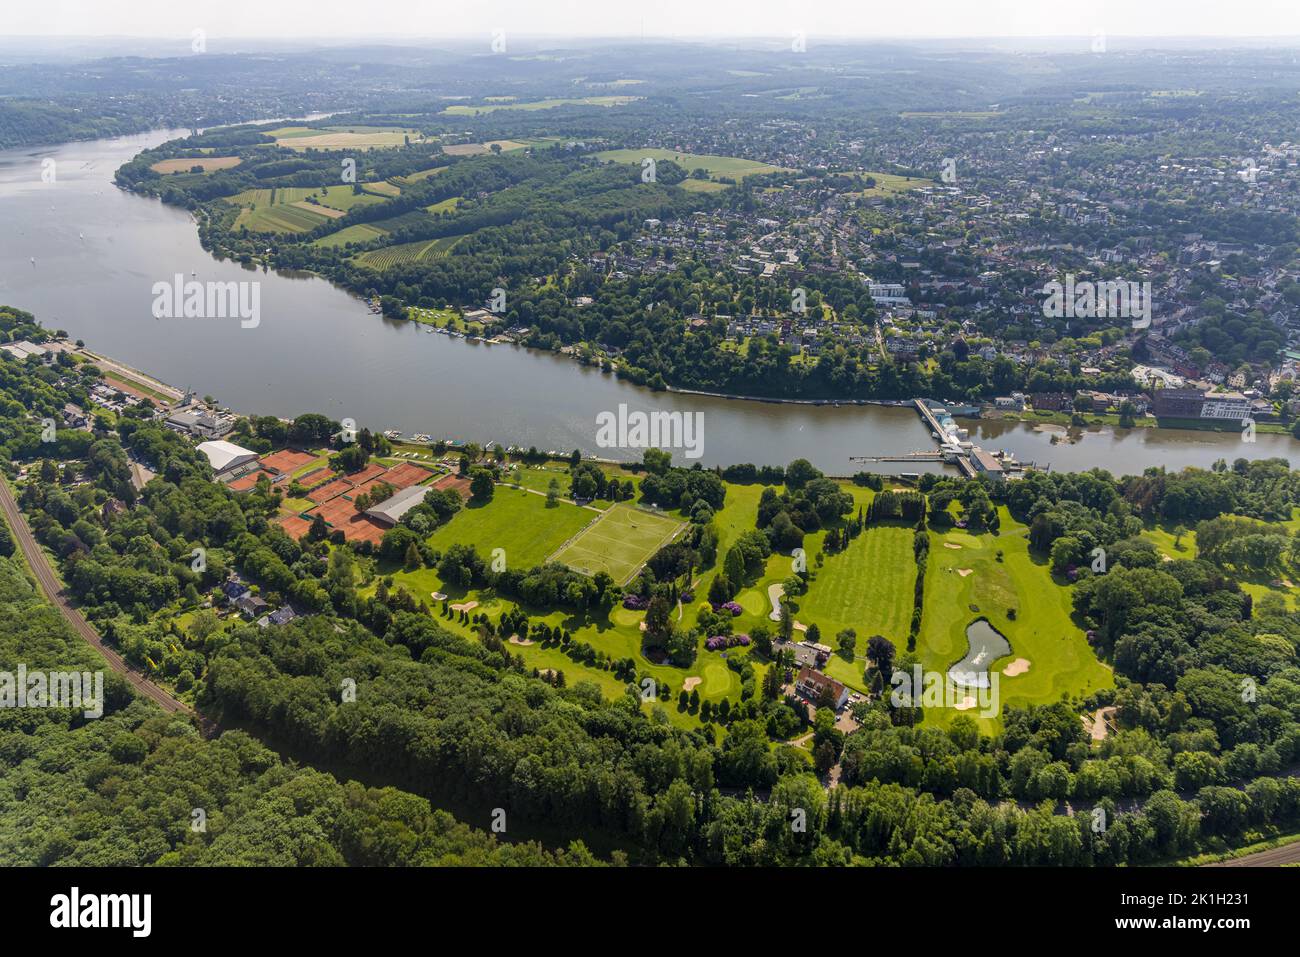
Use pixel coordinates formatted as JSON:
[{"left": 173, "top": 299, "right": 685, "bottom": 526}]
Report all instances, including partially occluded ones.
[
  {"left": 431, "top": 592, "right": 447, "bottom": 601},
  {"left": 1002, "top": 657, "right": 1031, "bottom": 676},
  {"left": 450, "top": 600, "right": 479, "bottom": 613},
  {"left": 944, "top": 542, "right": 963, "bottom": 550},
  {"left": 767, "top": 583, "right": 785, "bottom": 621},
  {"left": 508, "top": 634, "right": 533, "bottom": 646},
  {"left": 638, "top": 621, "right": 647, "bottom": 632},
  {"left": 956, "top": 568, "right": 974, "bottom": 577},
  {"left": 793, "top": 621, "right": 808, "bottom": 633},
  {"left": 682, "top": 676, "right": 702, "bottom": 692},
  {"left": 954, "top": 696, "right": 977, "bottom": 710}
]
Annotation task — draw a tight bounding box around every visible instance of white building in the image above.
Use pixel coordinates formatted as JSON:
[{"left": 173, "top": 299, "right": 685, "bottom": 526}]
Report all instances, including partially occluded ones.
[{"left": 197, "top": 440, "right": 259, "bottom": 477}]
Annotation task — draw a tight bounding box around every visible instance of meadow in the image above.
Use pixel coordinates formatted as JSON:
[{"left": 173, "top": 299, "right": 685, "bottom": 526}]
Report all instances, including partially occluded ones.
[
  {"left": 441, "top": 96, "right": 639, "bottom": 115},
  {"left": 150, "top": 156, "right": 242, "bottom": 175},
  {"left": 264, "top": 124, "right": 425, "bottom": 150},
  {"left": 593, "top": 148, "right": 794, "bottom": 182}
]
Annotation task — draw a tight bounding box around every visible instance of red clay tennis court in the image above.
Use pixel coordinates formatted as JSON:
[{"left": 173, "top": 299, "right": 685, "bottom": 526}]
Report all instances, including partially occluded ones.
[
  {"left": 276, "top": 514, "right": 314, "bottom": 539},
  {"left": 343, "top": 462, "right": 389, "bottom": 485},
  {"left": 381, "top": 462, "right": 436, "bottom": 489},
  {"left": 295, "top": 466, "right": 332, "bottom": 489},
  {"left": 259, "top": 449, "right": 318, "bottom": 474},
  {"left": 430, "top": 473, "right": 472, "bottom": 498},
  {"left": 307, "top": 494, "right": 361, "bottom": 526},
  {"left": 226, "top": 469, "right": 267, "bottom": 492},
  {"left": 307, "top": 477, "right": 354, "bottom": 503}
]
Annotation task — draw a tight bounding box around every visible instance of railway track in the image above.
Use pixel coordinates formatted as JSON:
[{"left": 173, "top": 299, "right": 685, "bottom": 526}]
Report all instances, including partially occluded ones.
[{"left": 0, "top": 479, "right": 193, "bottom": 716}]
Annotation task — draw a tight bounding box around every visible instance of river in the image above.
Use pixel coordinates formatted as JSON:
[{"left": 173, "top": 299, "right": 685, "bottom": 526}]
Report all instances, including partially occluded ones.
[{"left": 0, "top": 129, "right": 1294, "bottom": 476}]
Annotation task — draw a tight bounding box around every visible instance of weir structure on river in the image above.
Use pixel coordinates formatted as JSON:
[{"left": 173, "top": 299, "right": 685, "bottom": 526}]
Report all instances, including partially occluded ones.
[{"left": 852, "top": 399, "right": 1031, "bottom": 480}]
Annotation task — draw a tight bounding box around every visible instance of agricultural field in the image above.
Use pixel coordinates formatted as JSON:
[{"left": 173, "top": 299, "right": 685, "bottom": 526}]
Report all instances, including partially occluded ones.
[
  {"left": 548, "top": 502, "right": 685, "bottom": 584},
  {"left": 594, "top": 147, "right": 794, "bottom": 182},
  {"left": 264, "top": 124, "right": 426, "bottom": 150},
  {"left": 225, "top": 187, "right": 359, "bottom": 233},
  {"left": 150, "top": 156, "right": 241, "bottom": 174},
  {"left": 312, "top": 223, "right": 388, "bottom": 248},
  {"left": 355, "top": 234, "right": 466, "bottom": 269},
  {"left": 440, "top": 140, "right": 532, "bottom": 156},
  {"left": 396, "top": 165, "right": 448, "bottom": 184},
  {"left": 442, "top": 96, "right": 639, "bottom": 115},
  {"left": 915, "top": 508, "right": 1114, "bottom": 731}
]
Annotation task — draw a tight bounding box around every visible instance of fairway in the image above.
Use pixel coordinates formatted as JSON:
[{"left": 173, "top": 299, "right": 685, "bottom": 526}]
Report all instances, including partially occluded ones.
[
  {"left": 799, "top": 522, "right": 917, "bottom": 644},
  {"left": 917, "top": 509, "right": 1113, "bottom": 730},
  {"left": 549, "top": 502, "right": 685, "bottom": 584}
]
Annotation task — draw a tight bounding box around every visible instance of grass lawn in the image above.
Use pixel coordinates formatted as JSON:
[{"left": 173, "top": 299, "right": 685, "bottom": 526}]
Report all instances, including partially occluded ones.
[
  {"left": 858, "top": 171, "right": 932, "bottom": 198},
  {"left": 427, "top": 485, "right": 593, "bottom": 571},
  {"left": 916, "top": 507, "right": 1113, "bottom": 732},
  {"left": 549, "top": 502, "right": 685, "bottom": 584}
]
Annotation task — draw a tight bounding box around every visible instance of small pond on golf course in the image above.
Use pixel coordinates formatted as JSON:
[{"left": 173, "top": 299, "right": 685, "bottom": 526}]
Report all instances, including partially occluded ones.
[{"left": 948, "top": 618, "right": 1012, "bottom": 689}]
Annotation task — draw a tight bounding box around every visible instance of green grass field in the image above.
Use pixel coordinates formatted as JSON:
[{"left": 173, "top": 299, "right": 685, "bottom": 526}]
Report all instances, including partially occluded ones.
[
  {"left": 225, "top": 186, "right": 388, "bottom": 233},
  {"left": 265, "top": 125, "right": 424, "bottom": 150},
  {"left": 549, "top": 502, "right": 685, "bottom": 584},
  {"left": 916, "top": 508, "right": 1113, "bottom": 731},
  {"left": 426, "top": 485, "right": 594, "bottom": 571},
  {"left": 593, "top": 148, "right": 793, "bottom": 183},
  {"left": 442, "top": 96, "right": 639, "bottom": 115},
  {"left": 858, "top": 171, "right": 932, "bottom": 197}
]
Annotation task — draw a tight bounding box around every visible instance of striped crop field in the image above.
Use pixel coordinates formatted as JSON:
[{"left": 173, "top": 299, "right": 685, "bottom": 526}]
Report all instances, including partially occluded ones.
[{"left": 356, "top": 234, "right": 466, "bottom": 269}]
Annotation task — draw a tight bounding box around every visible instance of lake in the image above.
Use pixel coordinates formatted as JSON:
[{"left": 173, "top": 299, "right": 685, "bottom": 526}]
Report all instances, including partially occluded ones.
[{"left": 0, "top": 129, "right": 1294, "bottom": 476}]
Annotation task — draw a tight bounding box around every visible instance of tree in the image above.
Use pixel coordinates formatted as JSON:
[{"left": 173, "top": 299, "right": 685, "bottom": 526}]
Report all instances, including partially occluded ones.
[
  {"left": 545, "top": 478, "right": 560, "bottom": 507},
  {"left": 469, "top": 468, "right": 495, "bottom": 502},
  {"left": 836, "top": 627, "right": 857, "bottom": 661}
]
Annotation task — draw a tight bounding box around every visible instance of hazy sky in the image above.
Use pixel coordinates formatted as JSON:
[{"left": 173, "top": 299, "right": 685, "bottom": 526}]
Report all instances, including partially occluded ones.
[{"left": 5, "top": 0, "right": 1300, "bottom": 40}]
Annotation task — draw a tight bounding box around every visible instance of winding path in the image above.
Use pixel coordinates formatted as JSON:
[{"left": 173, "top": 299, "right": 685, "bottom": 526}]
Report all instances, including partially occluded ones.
[{"left": 0, "top": 479, "right": 192, "bottom": 716}]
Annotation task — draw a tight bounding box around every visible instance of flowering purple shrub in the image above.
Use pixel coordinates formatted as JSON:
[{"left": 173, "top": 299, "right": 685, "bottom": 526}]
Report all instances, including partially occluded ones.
[
  {"left": 706, "top": 633, "right": 751, "bottom": 651},
  {"left": 623, "top": 594, "right": 649, "bottom": 610},
  {"left": 710, "top": 600, "right": 744, "bottom": 616}
]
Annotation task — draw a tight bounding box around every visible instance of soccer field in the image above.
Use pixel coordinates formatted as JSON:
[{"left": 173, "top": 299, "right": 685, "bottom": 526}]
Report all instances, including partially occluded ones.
[{"left": 549, "top": 503, "right": 685, "bottom": 584}]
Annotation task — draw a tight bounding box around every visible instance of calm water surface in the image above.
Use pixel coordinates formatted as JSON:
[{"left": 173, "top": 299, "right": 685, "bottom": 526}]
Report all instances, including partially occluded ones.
[{"left": 0, "top": 131, "right": 1293, "bottom": 476}]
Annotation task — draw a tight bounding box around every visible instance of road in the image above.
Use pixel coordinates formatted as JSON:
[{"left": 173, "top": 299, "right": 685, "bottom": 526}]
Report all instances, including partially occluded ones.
[{"left": 0, "top": 479, "right": 192, "bottom": 716}]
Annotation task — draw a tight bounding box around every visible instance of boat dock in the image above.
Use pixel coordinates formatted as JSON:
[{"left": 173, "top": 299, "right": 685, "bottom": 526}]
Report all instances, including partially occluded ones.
[{"left": 852, "top": 398, "right": 1028, "bottom": 480}]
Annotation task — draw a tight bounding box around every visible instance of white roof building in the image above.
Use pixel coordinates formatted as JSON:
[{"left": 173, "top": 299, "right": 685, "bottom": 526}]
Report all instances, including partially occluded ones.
[
  {"left": 365, "top": 485, "right": 431, "bottom": 526},
  {"left": 196, "top": 440, "right": 259, "bottom": 475}
]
